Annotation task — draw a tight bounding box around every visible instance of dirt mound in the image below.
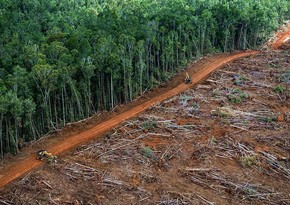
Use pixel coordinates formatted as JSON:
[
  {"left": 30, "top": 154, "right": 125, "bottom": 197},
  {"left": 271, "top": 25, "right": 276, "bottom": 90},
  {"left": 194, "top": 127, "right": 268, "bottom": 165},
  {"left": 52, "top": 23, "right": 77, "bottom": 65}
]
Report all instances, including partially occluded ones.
[{"left": 270, "top": 22, "right": 290, "bottom": 49}]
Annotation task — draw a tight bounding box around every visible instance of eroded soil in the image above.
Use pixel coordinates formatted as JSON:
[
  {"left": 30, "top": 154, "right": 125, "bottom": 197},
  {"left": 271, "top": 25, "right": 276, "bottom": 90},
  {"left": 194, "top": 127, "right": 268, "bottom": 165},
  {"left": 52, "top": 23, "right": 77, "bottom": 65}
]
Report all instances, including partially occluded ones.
[{"left": 1, "top": 41, "right": 289, "bottom": 204}]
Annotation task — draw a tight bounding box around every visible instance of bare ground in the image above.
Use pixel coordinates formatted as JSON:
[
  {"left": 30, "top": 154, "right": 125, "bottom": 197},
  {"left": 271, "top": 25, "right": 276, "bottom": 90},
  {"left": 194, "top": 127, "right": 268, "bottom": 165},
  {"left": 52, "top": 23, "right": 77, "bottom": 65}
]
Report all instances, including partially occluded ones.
[{"left": 0, "top": 41, "right": 289, "bottom": 204}]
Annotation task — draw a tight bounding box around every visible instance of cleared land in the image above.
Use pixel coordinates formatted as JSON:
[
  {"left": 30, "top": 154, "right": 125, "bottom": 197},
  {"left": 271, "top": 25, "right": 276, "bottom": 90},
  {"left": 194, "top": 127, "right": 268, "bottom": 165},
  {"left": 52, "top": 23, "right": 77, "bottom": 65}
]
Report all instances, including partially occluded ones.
[
  {"left": 0, "top": 51, "right": 258, "bottom": 189},
  {"left": 0, "top": 40, "right": 289, "bottom": 204},
  {"left": 0, "top": 25, "right": 289, "bottom": 204}
]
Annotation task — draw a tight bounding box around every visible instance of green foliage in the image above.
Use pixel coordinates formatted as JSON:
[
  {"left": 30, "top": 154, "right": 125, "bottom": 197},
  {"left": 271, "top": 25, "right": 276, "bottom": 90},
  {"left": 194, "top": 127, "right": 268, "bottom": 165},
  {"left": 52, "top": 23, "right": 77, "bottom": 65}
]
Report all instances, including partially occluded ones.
[
  {"left": 259, "top": 116, "right": 277, "bottom": 123},
  {"left": 140, "top": 146, "right": 156, "bottom": 159},
  {"left": 0, "top": 0, "right": 288, "bottom": 155},
  {"left": 279, "top": 71, "right": 290, "bottom": 83},
  {"left": 240, "top": 155, "right": 258, "bottom": 167},
  {"left": 142, "top": 120, "right": 157, "bottom": 130},
  {"left": 233, "top": 74, "right": 249, "bottom": 85},
  {"left": 212, "top": 107, "right": 230, "bottom": 118},
  {"left": 227, "top": 88, "right": 249, "bottom": 103},
  {"left": 191, "top": 102, "right": 200, "bottom": 110},
  {"left": 242, "top": 185, "right": 258, "bottom": 196},
  {"left": 179, "top": 95, "right": 193, "bottom": 106},
  {"left": 273, "top": 84, "right": 286, "bottom": 94}
]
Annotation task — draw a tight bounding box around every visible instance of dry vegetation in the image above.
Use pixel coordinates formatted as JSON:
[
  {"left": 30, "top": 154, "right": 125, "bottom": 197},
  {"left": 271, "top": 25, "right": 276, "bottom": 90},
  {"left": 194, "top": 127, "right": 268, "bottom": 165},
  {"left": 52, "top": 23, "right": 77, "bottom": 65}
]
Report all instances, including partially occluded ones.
[{"left": 0, "top": 44, "right": 289, "bottom": 204}]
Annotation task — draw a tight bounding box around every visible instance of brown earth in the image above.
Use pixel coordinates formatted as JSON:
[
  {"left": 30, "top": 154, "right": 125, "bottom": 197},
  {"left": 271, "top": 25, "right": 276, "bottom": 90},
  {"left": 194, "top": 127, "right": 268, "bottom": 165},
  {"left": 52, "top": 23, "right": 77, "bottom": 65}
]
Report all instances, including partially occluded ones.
[{"left": 0, "top": 26, "right": 289, "bottom": 204}]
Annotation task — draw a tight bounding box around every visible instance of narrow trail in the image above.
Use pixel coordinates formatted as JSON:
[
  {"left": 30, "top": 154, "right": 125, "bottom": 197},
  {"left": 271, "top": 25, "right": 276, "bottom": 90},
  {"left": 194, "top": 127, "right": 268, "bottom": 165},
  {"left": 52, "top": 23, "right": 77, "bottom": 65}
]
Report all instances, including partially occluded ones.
[{"left": 1, "top": 23, "right": 289, "bottom": 189}]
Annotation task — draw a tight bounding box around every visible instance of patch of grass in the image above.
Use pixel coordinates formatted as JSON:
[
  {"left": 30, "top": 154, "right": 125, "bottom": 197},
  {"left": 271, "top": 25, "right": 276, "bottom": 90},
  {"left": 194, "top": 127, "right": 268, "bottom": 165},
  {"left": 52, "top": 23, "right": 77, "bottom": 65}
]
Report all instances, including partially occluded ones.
[
  {"left": 140, "top": 146, "right": 156, "bottom": 159},
  {"left": 191, "top": 102, "right": 200, "bottom": 110},
  {"left": 279, "top": 71, "right": 290, "bottom": 83},
  {"left": 142, "top": 120, "right": 157, "bottom": 130},
  {"left": 242, "top": 120, "right": 249, "bottom": 125},
  {"left": 227, "top": 88, "right": 248, "bottom": 103},
  {"left": 220, "top": 111, "right": 229, "bottom": 118},
  {"left": 259, "top": 116, "right": 277, "bottom": 123},
  {"left": 179, "top": 95, "right": 193, "bottom": 106},
  {"left": 233, "top": 74, "right": 249, "bottom": 85},
  {"left": 213, "top": 109, "right": 229, "bottom": 118},
  {"left": 227, "top": 94, "right": 242, "bottom": 103},
  {"left": 240, "top": 155, "right": 257, "bottom": 167},
  {"left": 269, "top": 62, "right": 280, "bottom": 69},
  {"left": 231, "top": 88, "right": 242, "bottom": 94},
  {"left": 180, "top": 95, "right": 193, "bottom": 101},
  {"left": 242, "top": 185, "right": 258, "bottom": 196},
  {"left": 273, "top": 85, "right": 286, "bottom": 94}
]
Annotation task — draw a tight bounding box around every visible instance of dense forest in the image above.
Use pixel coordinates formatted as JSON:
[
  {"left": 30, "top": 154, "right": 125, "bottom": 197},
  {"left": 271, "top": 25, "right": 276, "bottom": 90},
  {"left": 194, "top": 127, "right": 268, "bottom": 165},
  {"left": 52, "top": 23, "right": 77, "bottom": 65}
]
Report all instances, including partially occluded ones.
[{"left": 0, "top": 0, "right": 289, "bottom": 156}]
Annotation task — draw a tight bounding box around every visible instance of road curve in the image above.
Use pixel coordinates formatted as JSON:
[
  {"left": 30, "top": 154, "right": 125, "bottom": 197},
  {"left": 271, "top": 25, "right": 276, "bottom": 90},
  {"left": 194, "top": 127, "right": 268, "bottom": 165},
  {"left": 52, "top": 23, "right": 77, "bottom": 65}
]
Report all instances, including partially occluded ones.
[{"left": 0, "top": 50, "right": 259, "bottom": 189}]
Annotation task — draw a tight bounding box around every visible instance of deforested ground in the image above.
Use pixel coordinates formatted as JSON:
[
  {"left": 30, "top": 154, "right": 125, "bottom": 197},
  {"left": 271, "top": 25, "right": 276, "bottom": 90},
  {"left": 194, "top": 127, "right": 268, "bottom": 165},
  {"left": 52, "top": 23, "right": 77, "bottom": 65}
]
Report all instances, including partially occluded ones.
[{"left": 0, "top": 42, "right": 289, "bottom": 205}]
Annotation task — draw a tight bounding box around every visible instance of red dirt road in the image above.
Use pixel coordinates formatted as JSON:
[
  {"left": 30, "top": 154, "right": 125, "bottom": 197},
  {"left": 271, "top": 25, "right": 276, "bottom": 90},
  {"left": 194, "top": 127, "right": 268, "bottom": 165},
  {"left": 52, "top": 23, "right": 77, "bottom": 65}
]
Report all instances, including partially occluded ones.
[
  {"left": 0, "top": 50, "right": 259, "bottom": 189},
  {"left": 272, "top": 23, "right": 290, "bottom": 49}
]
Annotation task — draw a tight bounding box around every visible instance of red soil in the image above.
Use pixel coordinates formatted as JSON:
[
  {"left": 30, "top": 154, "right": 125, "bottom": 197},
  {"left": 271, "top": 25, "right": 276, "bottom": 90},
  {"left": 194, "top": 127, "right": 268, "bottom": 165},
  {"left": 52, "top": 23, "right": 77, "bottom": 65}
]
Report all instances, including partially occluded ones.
[{"left": 272, "top": 23, "right": 290, "bottom": 49}]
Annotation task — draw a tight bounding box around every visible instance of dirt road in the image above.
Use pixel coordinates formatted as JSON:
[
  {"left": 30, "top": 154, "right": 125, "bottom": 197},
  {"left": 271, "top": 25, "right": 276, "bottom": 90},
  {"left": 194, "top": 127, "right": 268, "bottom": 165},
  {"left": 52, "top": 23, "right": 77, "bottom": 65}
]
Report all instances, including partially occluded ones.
[
  {"left": 0, "top": 51, "right": 260, "bottom": 189},
  {"left": 272, "top": 23, "right": 290, "bottom": 49}
]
